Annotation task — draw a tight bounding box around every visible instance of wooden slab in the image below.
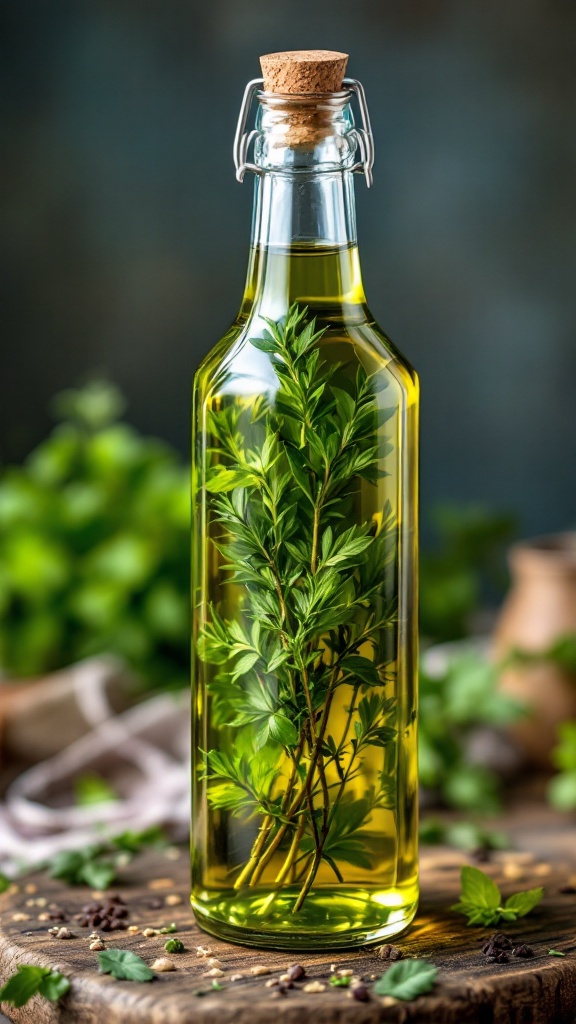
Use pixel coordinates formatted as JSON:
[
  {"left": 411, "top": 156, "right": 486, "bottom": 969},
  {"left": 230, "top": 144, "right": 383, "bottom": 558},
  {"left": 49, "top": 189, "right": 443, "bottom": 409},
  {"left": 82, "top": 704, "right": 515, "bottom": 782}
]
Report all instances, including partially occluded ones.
[{"left": 0, "top": 803, "right": 575, "bottom": 1024}]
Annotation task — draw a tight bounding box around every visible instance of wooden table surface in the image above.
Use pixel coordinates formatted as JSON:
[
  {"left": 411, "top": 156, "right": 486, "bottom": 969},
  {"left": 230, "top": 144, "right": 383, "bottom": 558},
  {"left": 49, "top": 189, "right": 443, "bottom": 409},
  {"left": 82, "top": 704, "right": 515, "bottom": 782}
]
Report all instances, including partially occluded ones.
[{"left": 0, "top": 801, "right": 575, "bottom": 1024}]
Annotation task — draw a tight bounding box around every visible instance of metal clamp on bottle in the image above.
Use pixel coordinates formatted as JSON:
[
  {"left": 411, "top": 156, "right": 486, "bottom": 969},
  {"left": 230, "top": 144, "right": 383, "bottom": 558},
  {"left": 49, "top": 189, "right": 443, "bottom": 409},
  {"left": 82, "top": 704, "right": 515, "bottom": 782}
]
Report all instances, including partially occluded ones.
[{"left": 233, "top": 77, "right": 375, "bottom": 187}]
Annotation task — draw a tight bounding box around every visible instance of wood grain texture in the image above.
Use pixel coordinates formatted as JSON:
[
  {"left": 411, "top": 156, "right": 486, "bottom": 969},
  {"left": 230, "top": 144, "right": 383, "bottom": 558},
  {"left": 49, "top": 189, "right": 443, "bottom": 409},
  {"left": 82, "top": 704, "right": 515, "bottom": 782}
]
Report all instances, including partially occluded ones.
[{"left": 0, "top": 802, "right": 575, "bottom": 1024}]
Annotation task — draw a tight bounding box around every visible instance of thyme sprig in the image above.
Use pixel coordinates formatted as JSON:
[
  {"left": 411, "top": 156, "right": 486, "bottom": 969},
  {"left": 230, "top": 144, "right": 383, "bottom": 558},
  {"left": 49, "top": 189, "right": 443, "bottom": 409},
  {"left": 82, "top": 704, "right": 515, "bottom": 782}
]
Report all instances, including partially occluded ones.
[{"left": 197, "top": 304, "right": 400, "bottom": 911}]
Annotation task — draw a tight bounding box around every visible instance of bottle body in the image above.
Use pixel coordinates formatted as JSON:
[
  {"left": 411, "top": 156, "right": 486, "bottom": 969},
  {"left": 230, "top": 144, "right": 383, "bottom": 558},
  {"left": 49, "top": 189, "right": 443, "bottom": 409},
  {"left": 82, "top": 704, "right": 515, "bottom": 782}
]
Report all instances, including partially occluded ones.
[{"left": 191, "top": 238, "right": 419, "bottom": 948}]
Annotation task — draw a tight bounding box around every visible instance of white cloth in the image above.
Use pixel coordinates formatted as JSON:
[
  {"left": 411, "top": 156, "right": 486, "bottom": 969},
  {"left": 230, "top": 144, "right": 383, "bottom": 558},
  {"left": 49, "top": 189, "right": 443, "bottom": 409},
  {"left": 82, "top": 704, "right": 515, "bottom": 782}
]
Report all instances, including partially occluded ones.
[{"left": 0, "top": 659, "right": 189, "bottom": 870}]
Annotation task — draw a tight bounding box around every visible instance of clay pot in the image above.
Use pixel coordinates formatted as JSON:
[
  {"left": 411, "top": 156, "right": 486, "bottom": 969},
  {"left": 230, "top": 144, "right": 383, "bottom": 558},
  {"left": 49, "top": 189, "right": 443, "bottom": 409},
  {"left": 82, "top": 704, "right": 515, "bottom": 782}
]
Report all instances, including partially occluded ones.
[{"left": 494, "top": 533, "right": 576, "bottom": 767}]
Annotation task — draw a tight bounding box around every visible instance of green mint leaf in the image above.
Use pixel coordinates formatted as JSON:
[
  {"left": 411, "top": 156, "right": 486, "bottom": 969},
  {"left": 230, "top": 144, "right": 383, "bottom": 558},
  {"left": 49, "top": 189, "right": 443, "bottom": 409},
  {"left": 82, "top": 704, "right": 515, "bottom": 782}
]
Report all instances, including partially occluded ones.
[
  {"left": 330, "top": 975, "right": 351, "bottom": 987},
  {"left": 38, "top": 971, "right": 71, "bottom": 1002},
  {"left": 79, "top": 859, "right": 118, "bottom": 890},
  {"left": 98, "top": 949, "right": 154, "bottom": 982},
  {"left": 211, "top": 980, "right": 223, "bottom": 990},
  {"left": 111, "top": 826, "right": 165, "bottom": 853},
  {"left": 503, "top": 887, "right": 544, "bottom": 918},
  {"left": 373, "top": 959, "right": 438, "bottom": 1001},
  {"left": 0, "top": 966, "right": 52, "bottom": 1008},
  {"left": 548, "top": 950, "right": 566, "bottom": 957},
  {"left": 459, "top": 866, "right": 501, "bottom": 910},
  {"left": 0, "top": 872, "right": 10, "bottom": 894}
]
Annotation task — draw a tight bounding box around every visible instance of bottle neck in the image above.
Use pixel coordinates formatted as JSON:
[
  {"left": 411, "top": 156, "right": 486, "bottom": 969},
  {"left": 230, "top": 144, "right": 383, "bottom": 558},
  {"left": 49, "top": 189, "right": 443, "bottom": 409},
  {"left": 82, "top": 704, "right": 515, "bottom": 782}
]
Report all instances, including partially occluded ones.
[{"left": 239, "top": 93, "right": 367, "bottom": 320}]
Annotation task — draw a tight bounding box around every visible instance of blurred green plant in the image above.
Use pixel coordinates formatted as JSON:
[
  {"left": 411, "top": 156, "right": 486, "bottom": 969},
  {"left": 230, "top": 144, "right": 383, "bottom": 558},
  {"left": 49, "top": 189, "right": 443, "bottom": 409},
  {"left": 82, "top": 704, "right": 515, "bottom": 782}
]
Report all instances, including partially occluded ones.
[
  {"left": 419, "top": 653, "right": 524, "bottom": 813},
  {"left": 420, "top": 504, "right": 517, "bottom": 642},
  {"left": 548, "top": 722, "right": 576, "bottom": 810},
  {"left": 0, "top": 381, "right": 189, "bottom": 689}
]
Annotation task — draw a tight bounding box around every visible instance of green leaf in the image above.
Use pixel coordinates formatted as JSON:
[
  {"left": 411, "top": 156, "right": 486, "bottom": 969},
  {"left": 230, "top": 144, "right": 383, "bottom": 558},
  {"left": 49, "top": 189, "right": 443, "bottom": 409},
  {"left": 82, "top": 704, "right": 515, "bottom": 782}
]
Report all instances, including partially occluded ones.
[
  {"left": 0, "top": 966, "right": 69, "bottom": 1008},
  {"left": 74, "top": 772, "right": 118, "bottom": 807},
  {"left": 459, "top": 865, "right": 501, "bottom": 910},
  {"left": 0, "top": 872, "right": 10, "bottom": 894},
  {"left": 38, "top": 972, "right": 71, "bottom": 1002},
  {"left": 98, "top": 949, "right": 154, "bottom": 982},
  {"left": 80, "top": 859, "right": 118, "bottom": 890},
  {"left": 503, "top": 887, "right": 544, "bottom": 918},
  {"left": 268, "top": 714, "right": 298, "bottom": 746},
  {"left": 548, "top": 949, "right": 566, "bottom": 957},
  {"left": 373, "top": 959, "right": 438, "bottom": 1000}
]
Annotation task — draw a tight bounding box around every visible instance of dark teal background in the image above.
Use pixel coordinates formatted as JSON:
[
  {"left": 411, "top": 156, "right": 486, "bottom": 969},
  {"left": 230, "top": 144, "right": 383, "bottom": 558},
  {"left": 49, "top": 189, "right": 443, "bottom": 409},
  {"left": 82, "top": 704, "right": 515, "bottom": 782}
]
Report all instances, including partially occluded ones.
[{"left": 1, "top": 1, "right": 575, "bottom": 537}]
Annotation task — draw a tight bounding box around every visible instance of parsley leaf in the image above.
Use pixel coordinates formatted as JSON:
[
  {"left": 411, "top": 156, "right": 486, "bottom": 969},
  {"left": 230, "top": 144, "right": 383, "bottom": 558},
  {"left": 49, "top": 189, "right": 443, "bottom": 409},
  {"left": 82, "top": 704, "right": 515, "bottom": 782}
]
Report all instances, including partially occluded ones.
[
  {"left": 549, "top": 949, "right": 566, "bottom": 957},
  {"left": 98, "top": 949, "right": 154, "bottom": 982},
  {"left": 451, "top": 866, "right": 544, "bottom": 926},
  {"left": 373, "top": 959, "right": 438, "bottom": 1000},
  {"left": 0, "top": 966, "right": 70, "bottom": 1008}
]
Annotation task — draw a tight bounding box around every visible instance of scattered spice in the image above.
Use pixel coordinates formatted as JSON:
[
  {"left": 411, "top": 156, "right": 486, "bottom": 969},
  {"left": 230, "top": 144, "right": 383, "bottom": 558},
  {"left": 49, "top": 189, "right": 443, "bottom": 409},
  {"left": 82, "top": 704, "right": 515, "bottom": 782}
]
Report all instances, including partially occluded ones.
[
  {"left": 152, "top": 957, "right": 176, "bottom": 972},
  {"left": 534, "top": 863, "right": 552, "bottom": 877},
  {"left": 160, "top": 923, "right": 177, "bottom": 934},
  {"left": 143, "top": 928, "right": 158, "bottom": 938},
  {"left": 77, "top": 895, "right": 129, "bottom": 932},
  {"left": 203, "top": 968, "right": 225, "bottom": 978},
  {"left": 24, "top": 884, "right": 38, "bottom": 894},
  {"left": 512, "top": 944, "right": 534, "bottom": 959},
  {"left": 148, "top": 897, "right": 164, "bottom": 910},
  {"left": 486, "top": 952, "right": 510, "bottom": 964},
  {"left": 196, "top": 946, "right": 212, "bottom": 957},
  {"left": 302, "top": 981, "right": 326, "bottom": 993},
  {"left": 164, "top": 939, "right": 185, "bottom": 955},
  {"left": 54, "top": 927, "right": 74, "bottom": 940},
  {"left": 230, "top": 973, "right": 244, "bottom": 981},
  {"left": 12, "top": 913, "right": 31, "bottom": 922},
  {"left": 265, "top": 979, "right": 279, "bottom": 988},
  {"left": 127, "top": 926, "right": 139, "bottom": 934},
  {"left": 350, "top": 981, "right": 370, "bottom": 1002},
  {"left": 251, "top": 965, "right": 271, "bottom": 976},
  {"left": 502, "top": 863, "right": 525, "bottom": 881},
  {"left": 377, "top": 944, "right": 403, "bottom": 961},
  {"left": 286, "top": 963, "right": 306, "bottom": 981},
  {"left": 482, "top": 933, "right": 512, "bottom": 955},
  {"left": 207, "top": 958, "right": 223, "bottom": 969},
  {"left": 38, "top": 913, "right": 51, "bottom": 922},
  {"left": 148, "top": 878, "right": 174, "bottom": 890},
  {"left": 90, "top": 939, "right": 106, "bottom": 951},
  {"left": 165, "top": 894, "right": 183, "bottom": 907}
]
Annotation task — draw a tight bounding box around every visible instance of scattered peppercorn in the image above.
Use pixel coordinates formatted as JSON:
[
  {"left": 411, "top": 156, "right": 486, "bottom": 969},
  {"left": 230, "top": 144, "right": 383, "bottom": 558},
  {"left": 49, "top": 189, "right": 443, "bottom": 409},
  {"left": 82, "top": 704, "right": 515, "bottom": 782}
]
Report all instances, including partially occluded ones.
[
  {"left": 482, "top": 932, "right": 512, "bottom": 956},
  {"left": 512, "top": 944, "right": 534, "bottom": 958},
  {"left": 350, "top": 982, "right": 370, "bottom": 1002},
  {"left": 377, "top": 944, "right": 403, "bottom": 960},
  {"left": 486, "top": 952, "right": 510, "bottom": 964},
  {"left": 165, "top": 938, "right": 185, "bottom": 954},
  {"left": 77, "top": 895, "right": 129, "bottom": 932},
  {"left": 286, "top": 963, "right": 306, "bottom": 981}
]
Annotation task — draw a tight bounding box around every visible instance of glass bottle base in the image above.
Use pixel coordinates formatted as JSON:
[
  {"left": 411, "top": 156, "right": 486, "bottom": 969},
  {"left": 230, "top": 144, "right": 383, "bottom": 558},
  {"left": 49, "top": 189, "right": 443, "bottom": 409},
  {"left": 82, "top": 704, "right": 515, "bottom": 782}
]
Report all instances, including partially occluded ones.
[{"left": 191, "top": 885, "right": 418, "bottom": 951}]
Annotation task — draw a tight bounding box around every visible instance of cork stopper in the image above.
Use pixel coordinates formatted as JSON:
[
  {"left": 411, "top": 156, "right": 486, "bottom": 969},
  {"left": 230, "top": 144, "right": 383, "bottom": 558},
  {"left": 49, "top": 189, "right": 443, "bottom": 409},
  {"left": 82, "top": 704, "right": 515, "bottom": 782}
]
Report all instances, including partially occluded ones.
[
  {"left": 260, "top": 50, "right": 348, "bottom": 95},
  {"left": 258, "top": 50, "right": 349, "bottom": 149}
]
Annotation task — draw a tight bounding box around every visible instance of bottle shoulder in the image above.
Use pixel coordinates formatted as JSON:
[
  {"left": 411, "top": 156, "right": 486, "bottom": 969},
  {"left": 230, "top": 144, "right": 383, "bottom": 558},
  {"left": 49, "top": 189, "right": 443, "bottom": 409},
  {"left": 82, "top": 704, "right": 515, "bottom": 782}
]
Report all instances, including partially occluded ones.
[{"left": 193, "top": 307, "right": 418, "bottom": 407}]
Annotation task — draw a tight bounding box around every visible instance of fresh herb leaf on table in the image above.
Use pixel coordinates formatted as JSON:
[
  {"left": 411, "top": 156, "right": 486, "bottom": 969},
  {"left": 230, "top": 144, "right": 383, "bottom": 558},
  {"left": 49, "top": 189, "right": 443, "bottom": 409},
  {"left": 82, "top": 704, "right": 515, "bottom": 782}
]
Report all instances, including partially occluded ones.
[
  {"left": 0, "top": 966, "right": 70, "bottom": 1008},
  {"left": 373, "top": 959, "right": 438, "bottom": 1000},
  {"left": 98, "top": 949, "right": 154, "bottom": 982},
  {"left": 0, "top": 873, "right": 10, "bottom": 894},
  {"left": 452, "top": 866, "right": 544, "bottom": 926},
  {"left": 48, "top": 827, "right": 165, "bottom": 888},
  {"left": 549, "top": 950, "right": 566, "bottom": 957}
]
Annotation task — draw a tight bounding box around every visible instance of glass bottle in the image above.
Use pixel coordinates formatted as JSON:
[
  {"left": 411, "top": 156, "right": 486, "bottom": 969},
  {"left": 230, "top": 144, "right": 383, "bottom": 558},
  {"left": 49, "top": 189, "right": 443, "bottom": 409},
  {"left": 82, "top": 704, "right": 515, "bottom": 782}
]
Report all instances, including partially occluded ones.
[{"left": 191, "top": 50, "right": 419, "bottom": 950}]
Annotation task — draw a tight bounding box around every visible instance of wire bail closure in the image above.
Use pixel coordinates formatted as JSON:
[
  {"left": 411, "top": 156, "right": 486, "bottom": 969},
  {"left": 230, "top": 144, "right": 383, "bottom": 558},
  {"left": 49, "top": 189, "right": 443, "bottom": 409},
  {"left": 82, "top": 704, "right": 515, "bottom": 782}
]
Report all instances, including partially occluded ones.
[{"left": 233, "top": 77, "right": 375, "bottom": 187}]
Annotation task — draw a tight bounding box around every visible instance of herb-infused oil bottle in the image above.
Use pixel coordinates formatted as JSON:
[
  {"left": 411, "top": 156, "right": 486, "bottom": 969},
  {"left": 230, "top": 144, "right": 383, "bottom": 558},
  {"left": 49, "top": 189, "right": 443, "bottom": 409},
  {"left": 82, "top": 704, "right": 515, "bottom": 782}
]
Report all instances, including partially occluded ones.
[{"left": 191, "top": 50, "right": 419, "bottom": 950}]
